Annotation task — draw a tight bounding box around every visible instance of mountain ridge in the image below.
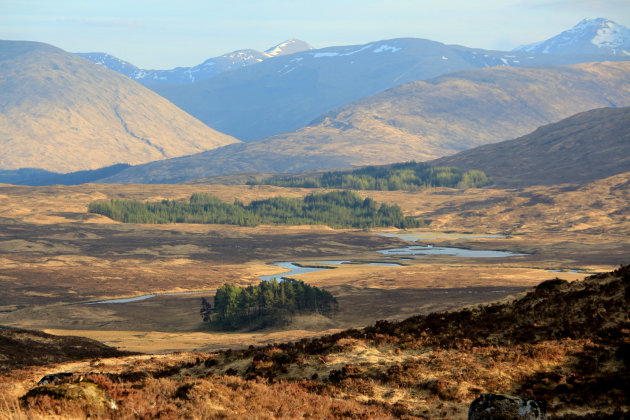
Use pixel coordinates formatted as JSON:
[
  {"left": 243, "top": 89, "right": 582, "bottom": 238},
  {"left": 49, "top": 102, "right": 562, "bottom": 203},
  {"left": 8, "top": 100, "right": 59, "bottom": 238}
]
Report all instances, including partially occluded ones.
[
  {"left": 76, "top": 38, "right": 313, "bottom": 86},
  {"left": 515, "top": 18, "right": 630, "bottom": 56},
  {"left": 99, "top": 61, "right": 630, "bottom": 184},
  {"left": 151, "top": 37, "right": 630, "bottom": 141}
]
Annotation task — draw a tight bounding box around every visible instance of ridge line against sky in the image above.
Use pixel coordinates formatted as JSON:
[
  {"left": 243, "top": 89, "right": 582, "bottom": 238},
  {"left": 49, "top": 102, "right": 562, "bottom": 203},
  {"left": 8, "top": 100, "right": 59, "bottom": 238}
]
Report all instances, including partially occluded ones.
[{"left": 1, "top": 0, "right": 629, "bottom": 69}]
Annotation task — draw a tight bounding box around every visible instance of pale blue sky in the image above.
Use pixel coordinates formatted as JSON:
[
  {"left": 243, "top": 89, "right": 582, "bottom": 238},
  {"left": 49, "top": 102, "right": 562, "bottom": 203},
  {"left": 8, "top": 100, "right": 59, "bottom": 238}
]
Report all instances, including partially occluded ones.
[{"left": 1, "top": 0, "right": 628, "bottom": 69}]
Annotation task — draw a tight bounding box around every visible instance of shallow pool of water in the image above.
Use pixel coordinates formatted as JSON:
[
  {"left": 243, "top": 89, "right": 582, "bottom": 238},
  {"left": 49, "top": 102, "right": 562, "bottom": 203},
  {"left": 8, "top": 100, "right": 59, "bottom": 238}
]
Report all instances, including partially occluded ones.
[{"left": 378, "top": 245, "right": 527, "bottom": 258}]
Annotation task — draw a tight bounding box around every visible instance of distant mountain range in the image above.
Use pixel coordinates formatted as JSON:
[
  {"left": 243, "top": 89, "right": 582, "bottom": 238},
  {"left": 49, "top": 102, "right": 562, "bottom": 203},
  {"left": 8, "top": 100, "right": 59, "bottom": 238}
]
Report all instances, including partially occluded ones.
[
  {"left": 431, "top": 106, "right": 630, "bottom": 188},
  {"left": 76, "top": 19, "right": 630, "bottom": 142},
  {"left": 98, "top": 61, "right": 630, "bottom": 184},
  {"left": 152, "top": 38, "right": 630, "bottom": 142},
  {"left": 0, "top": 41, "right": 238, "bottom": 172},
  {"left": 3, "top": 19, "right": 630, "bottom": 180},
  {"left": 76, "top": 39, "right": 313, "bottom": 86},
  {"left": 514, "top": 18, "right": 630, "bottom": 56}
]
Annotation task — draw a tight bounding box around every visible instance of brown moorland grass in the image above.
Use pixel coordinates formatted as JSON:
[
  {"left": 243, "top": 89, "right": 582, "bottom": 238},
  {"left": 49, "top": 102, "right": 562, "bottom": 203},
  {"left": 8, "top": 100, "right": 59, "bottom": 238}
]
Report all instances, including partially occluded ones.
[{"left": 1, "top": 266, "right": 628, "bottom": 419}]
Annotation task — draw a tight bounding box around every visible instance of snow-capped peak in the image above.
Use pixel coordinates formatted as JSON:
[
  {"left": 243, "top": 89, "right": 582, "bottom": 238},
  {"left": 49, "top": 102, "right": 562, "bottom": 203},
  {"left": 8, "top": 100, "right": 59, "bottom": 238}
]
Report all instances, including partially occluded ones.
[
  {"left": 514, "top": 18, "right": 630, "bottom": 56},
  {"left": 264, "top": 39, "right": 314, "bottom": 57}
]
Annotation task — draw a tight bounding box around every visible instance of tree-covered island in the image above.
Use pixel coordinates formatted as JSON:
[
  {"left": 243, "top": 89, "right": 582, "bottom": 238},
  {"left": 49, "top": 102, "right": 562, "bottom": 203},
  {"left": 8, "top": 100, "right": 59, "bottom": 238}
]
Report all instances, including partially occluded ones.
[{"left": 200, "top": 279, "right": 338, "bottom": 330}]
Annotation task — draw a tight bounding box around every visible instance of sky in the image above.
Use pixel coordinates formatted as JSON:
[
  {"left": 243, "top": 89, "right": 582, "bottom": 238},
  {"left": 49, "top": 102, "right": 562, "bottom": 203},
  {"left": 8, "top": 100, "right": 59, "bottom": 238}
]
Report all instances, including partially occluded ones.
[{"left": 1, "top": 0, "right": 629, "bottom": 69}]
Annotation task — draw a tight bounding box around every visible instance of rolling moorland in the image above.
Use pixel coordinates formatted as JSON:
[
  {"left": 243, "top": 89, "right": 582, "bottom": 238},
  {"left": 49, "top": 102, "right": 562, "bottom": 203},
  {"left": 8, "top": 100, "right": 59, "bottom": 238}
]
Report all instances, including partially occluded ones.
[{"left": 0, "top": 18, "right": 629, "bottom": 419}]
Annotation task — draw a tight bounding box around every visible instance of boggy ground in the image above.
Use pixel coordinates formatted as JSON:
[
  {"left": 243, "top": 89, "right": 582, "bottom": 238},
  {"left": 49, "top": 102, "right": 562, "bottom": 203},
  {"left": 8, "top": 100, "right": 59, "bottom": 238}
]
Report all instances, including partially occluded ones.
[{"left": 0, "top": 177, "right": 628, "bottom": 353}]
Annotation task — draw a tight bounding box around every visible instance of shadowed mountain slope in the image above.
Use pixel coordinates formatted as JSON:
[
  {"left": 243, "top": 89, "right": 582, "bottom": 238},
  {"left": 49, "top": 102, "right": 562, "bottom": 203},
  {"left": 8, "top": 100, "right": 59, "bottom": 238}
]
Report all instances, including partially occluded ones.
[
  {"left": 430, "top": 106, "right": 630, "bottom": 188},
  {"left": 102, "top": 61, "right": 630, "bottom": 184},
  {"left": 0, "top": 326, "right": 132, "bottom": 373},
  {"left": 0, "top": 41, "right": 239, "bottom": 173}
]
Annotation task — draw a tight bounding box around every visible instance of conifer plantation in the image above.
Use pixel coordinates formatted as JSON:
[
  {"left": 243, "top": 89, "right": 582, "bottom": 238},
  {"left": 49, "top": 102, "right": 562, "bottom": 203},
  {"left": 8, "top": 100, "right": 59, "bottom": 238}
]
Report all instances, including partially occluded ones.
[
  {"left": 249, "top": 162, "right": 490, "bottom": 191},
  {"left": 200, "top": 279, "right": 338, "bottom": 330},
  {"left": 88, "top": 190, "right": 421, "bottom": 228}
]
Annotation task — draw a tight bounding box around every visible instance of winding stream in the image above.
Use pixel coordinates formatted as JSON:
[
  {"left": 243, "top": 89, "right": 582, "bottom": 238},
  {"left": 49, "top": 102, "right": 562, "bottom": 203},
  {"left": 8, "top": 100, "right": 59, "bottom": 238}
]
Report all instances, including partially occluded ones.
[
  {"left": 85, "top": 290, "right": 214, "bottom": 305},
  {"left": 87, "top": 231, "right": 528, "bottom": 303}
]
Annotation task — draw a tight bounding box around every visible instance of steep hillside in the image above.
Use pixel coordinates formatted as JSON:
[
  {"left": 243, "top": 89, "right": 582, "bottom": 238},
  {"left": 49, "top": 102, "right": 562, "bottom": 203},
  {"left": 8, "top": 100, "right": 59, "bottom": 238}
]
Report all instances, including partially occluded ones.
[
  {"left": 0, "top": 41, "right": 239, "bottom": 173},
  {"left": 515, "top": 18, "right": 630, "bottom": 56},
  {"left": 430, "top": 106, "right": 630, "bottom": 188},
  {"left": 102, "top": 61, "right": 630, "bottom": 184},
  {"left": 8, "top": 266, "right": 629, "bottom": 418},
  {"left": 151, "top": 38, "right": 628, "bottom": 141}
]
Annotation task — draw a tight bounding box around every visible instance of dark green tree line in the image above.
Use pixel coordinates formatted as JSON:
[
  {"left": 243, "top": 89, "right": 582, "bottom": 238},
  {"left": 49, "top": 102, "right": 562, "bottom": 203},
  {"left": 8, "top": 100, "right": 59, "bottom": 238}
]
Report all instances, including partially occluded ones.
[
  {"left": 88, "top": 190, "right": 422, "bottom": 228},
  {"left": 200, "top": 279, "right": 338, "bottom": 330},
  {"left": 248, "top": 162, "right": 490, "bottom": 191}
]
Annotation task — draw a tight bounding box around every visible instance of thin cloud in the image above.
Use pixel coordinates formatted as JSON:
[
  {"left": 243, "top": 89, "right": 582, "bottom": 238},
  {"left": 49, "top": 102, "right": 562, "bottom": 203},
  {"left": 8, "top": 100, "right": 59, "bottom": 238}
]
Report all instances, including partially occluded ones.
[
  {"left": 50, "top": 17, "right": 144, "bottom": 28},
  {"left": 521, "top": 0, "right": 629, "bottom": 13}
]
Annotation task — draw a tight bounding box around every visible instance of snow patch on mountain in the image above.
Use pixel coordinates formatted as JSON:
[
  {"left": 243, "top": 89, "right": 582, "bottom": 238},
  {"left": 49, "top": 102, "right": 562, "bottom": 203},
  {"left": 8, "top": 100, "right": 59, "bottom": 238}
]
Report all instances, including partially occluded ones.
[
  {"left": 265, "top": 39, "right": 314, "bottom": 57},
  {"left": 373, "top": 45, "right": 401, "bottom": 53},
  {"left": 313, "top": 52, "right": 340, "bottom": 58},
  {"left": 312, "top": 44, "right": 379, "bottom": 58},
  {"left": 76, "top": 39, "right": 312, "bottom": 86},
  {"left": 514, "top": 18, "right": 630, "bottom": 55}
]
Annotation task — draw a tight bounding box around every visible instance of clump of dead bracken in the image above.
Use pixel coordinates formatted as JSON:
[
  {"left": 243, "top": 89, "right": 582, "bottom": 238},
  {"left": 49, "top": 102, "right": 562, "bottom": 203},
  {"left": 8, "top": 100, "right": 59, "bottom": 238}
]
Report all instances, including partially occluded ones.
[{"left": 1, "top": 265, "right": 628, "bottom": 419}]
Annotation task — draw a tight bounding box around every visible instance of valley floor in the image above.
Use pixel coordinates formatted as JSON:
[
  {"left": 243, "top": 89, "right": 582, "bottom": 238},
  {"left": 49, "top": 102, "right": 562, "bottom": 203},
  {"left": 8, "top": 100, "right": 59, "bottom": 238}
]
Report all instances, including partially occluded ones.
[
  {"left": 0, "top": 178, "right": 628, "bottom": 418},
  {"left": 0, "top": 179, "right": 627, "bottom": 352}
]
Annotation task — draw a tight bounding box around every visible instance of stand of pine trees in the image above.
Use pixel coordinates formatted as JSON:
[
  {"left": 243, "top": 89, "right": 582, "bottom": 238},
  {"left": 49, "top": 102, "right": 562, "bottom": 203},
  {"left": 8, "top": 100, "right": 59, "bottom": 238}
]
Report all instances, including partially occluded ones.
[
  {"left": 200, "top": 279, "right": 338, "bottom": 331},
  {"left": 88, "top": 190, "right": 422, "bottom": 229},
  {"left": 248, "top": 162, "right": 490, "bottom": 191}
]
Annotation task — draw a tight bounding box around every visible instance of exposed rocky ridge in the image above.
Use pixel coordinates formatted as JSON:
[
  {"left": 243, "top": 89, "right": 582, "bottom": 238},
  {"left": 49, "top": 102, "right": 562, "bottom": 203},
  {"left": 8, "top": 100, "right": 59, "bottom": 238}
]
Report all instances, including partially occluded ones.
[
  {"left": 101, "top": 61, "right": 630, "bottom": 184},
  {"left": 0, "top": 40, "right": 239, "bottom": 172},
  {"left": 430, "top": 106, "right": 630, "bottom": 188}
]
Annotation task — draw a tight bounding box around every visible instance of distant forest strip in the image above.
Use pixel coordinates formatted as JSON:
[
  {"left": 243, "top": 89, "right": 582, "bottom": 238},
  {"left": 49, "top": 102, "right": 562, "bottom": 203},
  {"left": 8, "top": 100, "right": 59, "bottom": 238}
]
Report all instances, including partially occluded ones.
[
  {"left": 247, "top": 162, "right": 490, "bottom": 191},
  {"left": 201, "top": 279, "right": 338, "bottom": 330},
  {"left": 88, "top": 190, "right": 423, "bottom": 229}
]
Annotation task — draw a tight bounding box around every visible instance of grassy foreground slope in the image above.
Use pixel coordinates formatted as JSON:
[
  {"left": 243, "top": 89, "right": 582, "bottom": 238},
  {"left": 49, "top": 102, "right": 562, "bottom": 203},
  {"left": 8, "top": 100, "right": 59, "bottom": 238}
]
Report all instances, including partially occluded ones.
[{"left": 6, "top": 266, "right": 629, "bottom": 418}]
